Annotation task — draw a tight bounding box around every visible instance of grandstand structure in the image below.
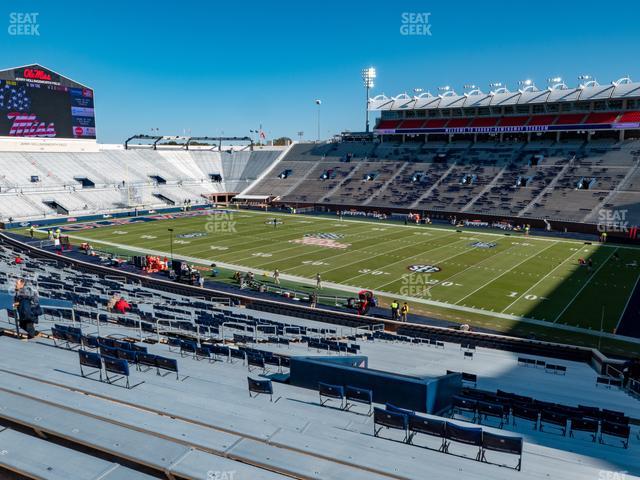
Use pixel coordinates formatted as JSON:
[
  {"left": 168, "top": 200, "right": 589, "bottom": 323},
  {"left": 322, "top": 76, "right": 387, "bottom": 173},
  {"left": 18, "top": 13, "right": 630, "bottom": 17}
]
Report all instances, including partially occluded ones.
[
  {"left": 1, "top": 232, "right": 639, "bottom": 479},
  {"left": 241, "top": 77, "right": 640, "bottom": 238},
  {"left": 0, "top": 144, "right": 286, "bottom": 224}
]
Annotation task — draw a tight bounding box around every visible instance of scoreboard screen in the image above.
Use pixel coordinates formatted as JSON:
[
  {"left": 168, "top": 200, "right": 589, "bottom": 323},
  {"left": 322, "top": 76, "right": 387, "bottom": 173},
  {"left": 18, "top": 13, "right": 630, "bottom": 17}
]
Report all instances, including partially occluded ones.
[{"left": 0, "top": 65, "right": 95, "bottom": 139}]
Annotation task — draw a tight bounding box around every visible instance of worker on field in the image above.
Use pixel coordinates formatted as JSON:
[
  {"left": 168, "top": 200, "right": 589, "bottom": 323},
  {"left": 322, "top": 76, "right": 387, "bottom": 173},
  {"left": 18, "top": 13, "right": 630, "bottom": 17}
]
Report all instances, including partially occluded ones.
[
  {"left": 316, "top": 272, "right": 322, "bottom": 290},
  {"left": 29, "top": 225, "right": 35, "bottom": 238},
  {"left": 390, "top": 300, "right": 399, "bottom": 321},
  {"left": 400, "top": 302, "right": 409, "bottom": 322},
  {"left": 274, "top": 268, "right": 280, "bottom": 285}
]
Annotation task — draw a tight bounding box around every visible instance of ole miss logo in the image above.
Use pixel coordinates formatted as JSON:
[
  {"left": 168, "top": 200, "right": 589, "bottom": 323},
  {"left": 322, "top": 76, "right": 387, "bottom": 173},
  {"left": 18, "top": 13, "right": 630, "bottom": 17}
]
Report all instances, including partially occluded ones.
[{"left": 23, "top": 68, "right": 52, "bottom": 81}]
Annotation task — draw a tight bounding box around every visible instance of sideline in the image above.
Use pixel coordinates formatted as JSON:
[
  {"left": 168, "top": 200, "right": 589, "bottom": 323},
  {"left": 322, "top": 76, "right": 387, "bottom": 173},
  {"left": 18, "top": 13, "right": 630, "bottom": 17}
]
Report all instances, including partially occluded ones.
[{"left": 61, "top": 233, "right": 640, "bottom": 346}]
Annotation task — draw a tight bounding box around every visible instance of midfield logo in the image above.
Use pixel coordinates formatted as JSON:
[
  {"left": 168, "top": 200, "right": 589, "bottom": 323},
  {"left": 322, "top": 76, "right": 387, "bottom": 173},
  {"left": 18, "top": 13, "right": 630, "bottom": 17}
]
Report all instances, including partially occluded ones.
[
  {"left": 304, "top": 233, "right": 345, "bottom": 240},
  {"left": 408, "top": 264, "right": 441, "bottom": 273},
  {"left": 470, "top": 241, "right": 497, "bottom": 249},
  {"left": 176, "top": 232, "right": 207, "bottom": 239}
]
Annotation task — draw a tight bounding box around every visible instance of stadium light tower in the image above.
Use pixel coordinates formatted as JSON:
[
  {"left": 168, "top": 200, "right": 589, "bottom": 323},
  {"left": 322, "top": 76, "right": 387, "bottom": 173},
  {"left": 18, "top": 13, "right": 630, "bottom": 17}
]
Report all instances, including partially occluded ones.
[
  {"left": 578, "top": 74, "right": 596, "bottom": 87},
  {"left": 362, "top": 67, "right": 376, "bottom": 133},
  {"left": 547, "top": 76, "right": 564, "bottom": 89},
  {"left": 315, "top": 99, "right": 322, "bottom": 142},
  {"left": 168, "top": 228, "right": 174, "bottom": 262}
]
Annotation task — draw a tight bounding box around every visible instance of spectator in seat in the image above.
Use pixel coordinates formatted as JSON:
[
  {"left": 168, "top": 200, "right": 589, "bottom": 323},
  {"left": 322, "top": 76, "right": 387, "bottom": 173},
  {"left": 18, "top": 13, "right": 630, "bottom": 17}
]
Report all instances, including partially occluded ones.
[
  {"left": 114, "top": 297, "right": 131, "bottom": 314},
  {"left": 13, "top": 278, "right": 41, "bottom": 338},
  {"left": 106, "top": 293, "right": 119, "bottom": 312}
]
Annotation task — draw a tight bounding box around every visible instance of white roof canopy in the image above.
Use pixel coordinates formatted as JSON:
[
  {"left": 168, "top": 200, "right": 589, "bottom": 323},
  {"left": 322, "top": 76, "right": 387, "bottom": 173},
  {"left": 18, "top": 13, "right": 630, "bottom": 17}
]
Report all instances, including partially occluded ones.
[{"left": 370, "top": 77, "right": 640, "bottom": 112}]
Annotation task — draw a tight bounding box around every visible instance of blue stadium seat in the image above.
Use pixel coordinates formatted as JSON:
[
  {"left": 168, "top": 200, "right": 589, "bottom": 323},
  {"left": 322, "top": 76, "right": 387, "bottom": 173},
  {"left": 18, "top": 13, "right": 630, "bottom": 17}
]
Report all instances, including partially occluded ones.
[
  {"left": 318, "top": 382, "right": 345, "bottom": 409},
  {"left": 345, "top": 386, "right": 373, "bottom": 415},
  {"left": 443, "top": 422, "right": 483, "bottom": 460},
  {"left": 407, "top": 414, "right": 447, "bottom": 451},
  {"left": 480, "top": 431, "right": 523, "bottom": 471},
  {"left": 247, "top": 377, "right": 273, "bottom": 401},
  {"left": 600, "top": 421, "right": 630, "bottom": 449},
  {"left": 78, "top": 350, "right": 102, "bottom": 381},
  {"left": 102, "top": 355, "right": 131, "bottom": 389},
  {"left": 373, "top": 407, "right": 408, "bottom": 442},
  {"left": 155, "top": 356, "right": 179, "bottom": 380}
]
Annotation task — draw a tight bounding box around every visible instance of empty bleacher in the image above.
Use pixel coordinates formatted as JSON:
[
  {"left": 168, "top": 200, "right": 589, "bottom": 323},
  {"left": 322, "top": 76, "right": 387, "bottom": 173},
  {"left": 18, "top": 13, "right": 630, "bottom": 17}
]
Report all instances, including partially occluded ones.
[
  {"left": 1, "top": 236, "right": 639, "bottom": 479},
  {"left": 243, "top": 139, "right": 640, "bottom": 225},
  {"left": 0, "top": 147, "right": 284, "bottom": 222}
]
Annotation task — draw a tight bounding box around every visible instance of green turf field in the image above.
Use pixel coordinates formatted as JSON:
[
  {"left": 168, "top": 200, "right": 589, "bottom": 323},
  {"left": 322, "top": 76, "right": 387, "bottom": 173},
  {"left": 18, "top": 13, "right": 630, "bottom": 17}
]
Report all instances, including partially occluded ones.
[{"left": 47, "top": 209, "right": 640, "bottom": 337}]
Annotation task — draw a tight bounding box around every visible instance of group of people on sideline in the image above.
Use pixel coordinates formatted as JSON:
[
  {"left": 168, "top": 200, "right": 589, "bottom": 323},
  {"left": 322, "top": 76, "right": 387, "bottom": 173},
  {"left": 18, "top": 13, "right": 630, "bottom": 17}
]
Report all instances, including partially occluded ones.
[{"left": 390, "top": 300, "right": 410, "bottom": 322}]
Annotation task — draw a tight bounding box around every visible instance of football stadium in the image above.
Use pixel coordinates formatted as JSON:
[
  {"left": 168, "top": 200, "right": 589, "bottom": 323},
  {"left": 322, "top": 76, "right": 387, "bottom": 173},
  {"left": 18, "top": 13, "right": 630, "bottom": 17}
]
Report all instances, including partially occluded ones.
[{"left": 1, "top": 4, "right": 640, "bottom": 480}]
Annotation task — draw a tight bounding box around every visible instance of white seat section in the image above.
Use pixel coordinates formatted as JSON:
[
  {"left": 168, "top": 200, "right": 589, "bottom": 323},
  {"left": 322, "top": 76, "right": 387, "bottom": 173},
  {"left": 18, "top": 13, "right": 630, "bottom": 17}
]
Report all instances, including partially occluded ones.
[
  {"left": 0, "top": 146, "right": 285, "bottom": 221},
  {"left": 0, "top": 428, "right": 158, "bottom": 480}
]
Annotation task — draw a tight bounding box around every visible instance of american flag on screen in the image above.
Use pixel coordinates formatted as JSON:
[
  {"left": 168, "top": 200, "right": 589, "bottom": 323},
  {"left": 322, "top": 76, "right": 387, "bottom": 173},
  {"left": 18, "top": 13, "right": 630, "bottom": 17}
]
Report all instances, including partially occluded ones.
[{"left": 0, "top": 83, "right": 31, "bottom": 112}]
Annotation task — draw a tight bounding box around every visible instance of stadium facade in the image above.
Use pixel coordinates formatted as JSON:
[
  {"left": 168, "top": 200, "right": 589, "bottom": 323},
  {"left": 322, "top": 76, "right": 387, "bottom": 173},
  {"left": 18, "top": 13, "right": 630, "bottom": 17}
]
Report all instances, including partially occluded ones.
[
  {"left": 371, "top": 77, "right": 640, "bottom": 142},
  {"left": 239, "top": 77, "right": 640, "bottom": 240}
]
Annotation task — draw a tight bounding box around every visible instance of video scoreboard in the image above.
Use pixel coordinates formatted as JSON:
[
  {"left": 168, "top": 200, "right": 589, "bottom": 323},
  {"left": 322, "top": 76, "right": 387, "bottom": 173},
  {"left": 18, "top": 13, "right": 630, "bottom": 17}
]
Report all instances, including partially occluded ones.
[{"left": 0, "top": 64, "right": 96, "bottom": 139}]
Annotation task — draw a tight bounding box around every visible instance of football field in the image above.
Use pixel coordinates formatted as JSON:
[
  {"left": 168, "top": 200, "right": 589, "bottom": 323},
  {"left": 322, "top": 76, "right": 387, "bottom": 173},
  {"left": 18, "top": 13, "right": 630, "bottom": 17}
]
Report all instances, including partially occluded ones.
[{"left": 51, "top": 209, "right": 640, "bottom": 335}]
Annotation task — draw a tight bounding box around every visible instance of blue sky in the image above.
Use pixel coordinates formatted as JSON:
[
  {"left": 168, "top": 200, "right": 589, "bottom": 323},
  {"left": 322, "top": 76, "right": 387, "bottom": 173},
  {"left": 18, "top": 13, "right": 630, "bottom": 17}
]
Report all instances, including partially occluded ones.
[{"left": 2, "top": 1, "right": 639, "bottom": 143}]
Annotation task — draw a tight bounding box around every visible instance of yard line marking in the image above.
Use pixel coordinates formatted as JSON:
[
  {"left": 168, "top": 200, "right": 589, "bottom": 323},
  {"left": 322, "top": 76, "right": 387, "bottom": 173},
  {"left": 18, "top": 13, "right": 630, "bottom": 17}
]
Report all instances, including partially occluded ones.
[
  {"left": 500, "top": 245, "right": 584, "bottom": 313},
  {"left": 230, "top": 224, "right": 402, "bottom": 265},
  {"left": 615, "top": 272, "right": 640, "bottom": 334},
  {"left": 367, "top": 236, "right": 491, "bottom": 290},
  {"left": 454, "top": 241, "right": 557, "bottom": 305},
  {"left": 239, "top": 208, "right": 640, "bottom": 250},
  {"left": 244, "top": 228, "right": 447, "bottom": 271},
  {"left": 421, "top": 242, "right": 527, "bottom": 297},
  {"left": 553, "top": 247, "right": 618, "bottom": 323},
  {"left": 44, "top": 206, "right": 640, "bottom": 252},
  {"left": 312, "top": 231, "right": 459, "bottom": 278}
]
